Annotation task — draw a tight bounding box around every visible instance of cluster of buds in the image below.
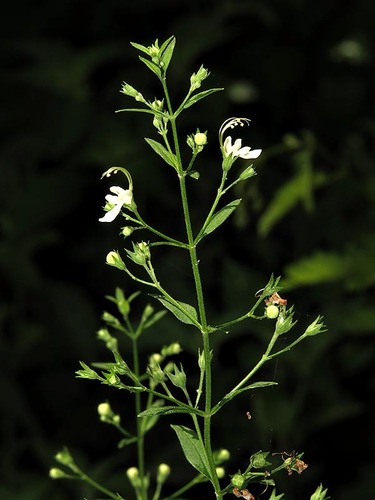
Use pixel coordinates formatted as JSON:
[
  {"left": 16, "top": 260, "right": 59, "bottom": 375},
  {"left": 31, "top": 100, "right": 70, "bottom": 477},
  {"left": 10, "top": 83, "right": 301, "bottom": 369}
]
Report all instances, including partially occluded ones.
[{"left": 97, "top": 402, "right": 121, "bottom": 425}]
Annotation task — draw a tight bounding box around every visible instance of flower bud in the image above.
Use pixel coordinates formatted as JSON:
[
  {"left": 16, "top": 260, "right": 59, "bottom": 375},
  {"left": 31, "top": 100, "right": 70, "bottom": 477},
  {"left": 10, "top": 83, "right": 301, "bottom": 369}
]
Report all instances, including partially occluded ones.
[
  {"left": 49, "top": 467, "right": 65, "bottom": 479},
  {"left": 250, "top": 450, "right": 270, "bottom": 468},
  {"left": 216, "top": 467, "right": 225, "bottom": 479},
  {"left": 266, "top": 304, "right": 279, "bottom": 319},
  {"left": 106, "top": 250, "right": 126, "bottom": 270},
  {"left": 239, "top": 165, "right": 256, "bottom": 181},
  {"left": 122, "top": 226, "right": 134, "bottom": 237},
  {"left": 149, "top": 353, "right": 162, "bottom": 366},
  {"left": 194, "top": 132, "right": 207, "bottom": 146},
  {"left": 126, "top": 467, "right": 142, "bottom": 488},
  {"left": 190, "top": 65, "right": 209, "bottom": 91},
  {"left": 214, "top": 448, "right": 230, "bottom": 464},
  {"left": 231, "top": 472, "right": 246, "bottom": 488},
  {"left": 97, "top": 402, "right": 112, "bottom": 418},
  {"left": 120, "top": 83, "right": 145, "bottom": 103},
  {"left": 54, "top": 448, "right": 74, "bottom": 467},
  {"left": 157, "top": 463, "right": 171, "bottom": 483}
]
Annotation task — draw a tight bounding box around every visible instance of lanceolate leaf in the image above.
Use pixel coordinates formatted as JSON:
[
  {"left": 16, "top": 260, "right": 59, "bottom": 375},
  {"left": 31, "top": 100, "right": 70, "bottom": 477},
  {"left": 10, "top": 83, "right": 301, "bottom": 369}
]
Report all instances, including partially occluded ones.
[
  {"left": 202, "top": 199, "right": 242, "bottom": 237},
  {"left": 145, "top": 138, "right": 177, "bottom": 169},
  {"left": 160, "top": 36, "right": 176, "bottom": 71},
  {"left": 138, "top": 405, "right": 201, "bottom": 418},
  {"left": 183, "top": 88, "right": 224, "bottom": 110},
  {"left": 153, "top": 295, "right": 199, "bottom": 326},
  {"left": 214, "top": 381, "right": 278, "bottom": 412},
  {"left": 138, "top": 56, "right": 162, "bottom": 78},
  {"left": 171, "top": 425, "right": 211, "bottom": 479}
]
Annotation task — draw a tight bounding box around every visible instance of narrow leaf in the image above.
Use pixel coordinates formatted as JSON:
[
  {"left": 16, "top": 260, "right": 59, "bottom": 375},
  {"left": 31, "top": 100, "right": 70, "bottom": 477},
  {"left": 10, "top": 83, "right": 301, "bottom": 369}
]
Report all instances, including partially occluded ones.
[
  {"left": 184, "top": 88, "right": 223, "bottom": 110},
  {"left": 138, "top": 56, "right": 161, "bottom": 78},
  {"left": 160, "top": 36, "right": 176, "bottom": 71},
  {"left": 153, "top": 295, "right": 199, "bottom": 325},
  {"left": 203, "top": 199, "right": 241, "bottom": 237},
  {"left": 138, "top": 405, "right": 200, "bottom": 417},
  {"left": 171, "top": 425, "right": 211, "bottom": 479},
  {"left": 130, "top": 41, "right": 150, "bottom": 55},
  {"left": 145, "top": 138, "right": 177, "bottom": 169}
]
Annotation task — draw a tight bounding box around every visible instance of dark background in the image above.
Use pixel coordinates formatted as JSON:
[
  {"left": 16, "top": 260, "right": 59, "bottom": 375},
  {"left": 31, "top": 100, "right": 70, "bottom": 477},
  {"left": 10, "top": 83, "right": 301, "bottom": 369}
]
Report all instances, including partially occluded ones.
[{"left": 1, "top": 0, "right": 375, "bottom": 498}]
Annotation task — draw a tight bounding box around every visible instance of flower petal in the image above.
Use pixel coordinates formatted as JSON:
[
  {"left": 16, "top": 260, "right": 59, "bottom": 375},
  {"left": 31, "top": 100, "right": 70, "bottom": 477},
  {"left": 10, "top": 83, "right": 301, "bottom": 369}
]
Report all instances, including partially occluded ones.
[{"left": 99, "top": 204, "right": 123, "bottom": 222}]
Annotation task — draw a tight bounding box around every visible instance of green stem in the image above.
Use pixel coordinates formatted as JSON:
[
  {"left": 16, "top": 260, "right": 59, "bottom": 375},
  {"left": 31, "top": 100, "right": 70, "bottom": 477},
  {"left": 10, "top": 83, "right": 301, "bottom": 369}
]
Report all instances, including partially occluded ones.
[
  {"left": 161, "top": 473, "right": 206, "bottom": 499},
  {"left": 211, "top": 327, "right": 281, "bottom": 415},
  {"left": 73, "top": 466, "right": 122, "bottom": 499},
  {"left": 162, "top": 79, "right": 220, "bottom": 496},
  {"left": 132, "top": 335, "right": 148, "bottom": 500}
]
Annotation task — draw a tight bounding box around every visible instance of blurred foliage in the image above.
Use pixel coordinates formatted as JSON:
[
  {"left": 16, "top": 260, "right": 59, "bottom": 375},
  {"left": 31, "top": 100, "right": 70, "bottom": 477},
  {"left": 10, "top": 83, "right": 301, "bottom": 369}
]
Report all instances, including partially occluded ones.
[{"left": 1, "top": 0, "right": 374, "bottom": 498}]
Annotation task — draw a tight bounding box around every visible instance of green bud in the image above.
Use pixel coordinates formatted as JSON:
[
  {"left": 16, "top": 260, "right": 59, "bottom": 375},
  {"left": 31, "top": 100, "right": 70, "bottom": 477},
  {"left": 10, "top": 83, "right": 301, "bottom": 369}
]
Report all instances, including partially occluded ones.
[
  {"left": 97, "top": 402, "right": 112, "bottom": 418},
  {"left": 275, "top": 309, "right": 297, "bottom": 336},
  {"left": 161, "top": 342, "right": 182, "bottom": 356},
  {"left": 54, "top": 448, "right": 74, "bottom": 467},
  {"left": 106, "top": 250, "right": 126, "bottom": 270},
  {"left": 157, "top": 463, "right": 171, "bottom": 483},
  {"left": 113, "top": 414, "right": 121, "bottom": 425},
  {"left": 250, "top": 450, "right": 270, "bottom": 469},
  {"left": 120, "top": 83, "right": 145, "bottom": 103},
  {"left": 122, "top": 226, "right": 134, "bottom": 237},
  {"left": 304, "top": 315, "right": 326, "bottom": 336},
  {"left": 231, "top": 472, "right": 246, "bottom": 488},
  {"left": 97, "top": 328, "right": 111, "bottom": 342},
  {"left": 194, "top": 132, "right": 207, "bottom": 146},
  {"left": 126, "top": 467, "right": 142, "bottom": 488},
  {"left": 310, "top": 484, "right": 329, "bottom": 500},
  {"left": 239, "top": 165, "right": 256, "bottom": 180},
  {"left": 126, "top": 241, "right": 151, "bottom": 266},
  {"left": 190, "top": 65, "right": 210, "bottom": 91},
  {"left": 49, "top": 467, "right": 66, "bottom": 479},
  {"left": 149, "top": 353, "right": 162, "bottom": 366},
  {"left": 266, "top": 304, "right": 279, "bottom": 319},
  {"left": 108, "top": 373, "right": 120, "bottom": 385},
  {"left": 216, "top": 467, "right": 225, "bottom": 479},
  {"left": 214, "top": 448, "right": 230, "bottom": 464},
  {"left": 166, "top": 363, "right": 186, "bottom": 389},
  {"left": 151, "top": 99, "right": 164, "bottom": 111},
  {"left": 147, "top": 363, "right": 165, "bottom": 384}
]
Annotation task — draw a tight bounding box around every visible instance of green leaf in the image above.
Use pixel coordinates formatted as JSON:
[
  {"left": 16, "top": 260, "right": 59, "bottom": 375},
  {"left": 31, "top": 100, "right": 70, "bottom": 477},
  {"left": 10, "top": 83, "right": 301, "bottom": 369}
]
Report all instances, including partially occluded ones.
[
  {"left": 153, "top": 295, "right": 199, "bottom": 325},
  {"left": 202, "top": 199, "right": 242, "bottom": 237},
  {"left": 130, "top": 41, "right": 150, "bottom": 56},
  {"left": 160, "top": 36, "right": 176, "bottom": 71},
  {"left": 213, "top": 381, "right": 278, "bottom": 413},
  {"left": 138, "top": 405, "right": 200, "bottom": 418},
  {"left": 145, "top": 138, "right": 177, "bottom": 169},
  {"left": 118, "top": 436, "right": 138, "bottom": 448},
  {"left": 171, "top": 425, "right": 211, "bottom": 479},
  {"left": 138, "top": 56, "right": 161, "bottom": 78},
  {"left": 75, "top": 361, "right": 100, "bottom": 380},
  {"left": 182, "top": 88, "right": 223, "bottom": 110}
]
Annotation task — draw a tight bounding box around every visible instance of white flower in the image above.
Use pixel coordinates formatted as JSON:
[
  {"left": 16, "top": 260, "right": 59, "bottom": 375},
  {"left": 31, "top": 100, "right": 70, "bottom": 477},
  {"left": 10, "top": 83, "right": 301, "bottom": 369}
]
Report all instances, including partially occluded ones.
[
  {"left": 99, "top": 186, "right": 133, "bottom": 222},
  {"left": 223, "top": 135, "right": 262, "bottom": 159},
  {"left": 219, "top": 117, "right": 262, "bottom": 163}
]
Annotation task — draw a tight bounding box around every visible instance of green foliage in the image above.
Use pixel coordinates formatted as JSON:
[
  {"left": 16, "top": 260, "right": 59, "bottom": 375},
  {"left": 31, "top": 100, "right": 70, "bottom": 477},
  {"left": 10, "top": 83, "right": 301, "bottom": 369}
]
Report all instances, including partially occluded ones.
[
  {"left": 1, "top": 2, "right": 374, "bottom": 499},
  {"left": 47, "top": 37, "right": 330, "bottom": 500}
]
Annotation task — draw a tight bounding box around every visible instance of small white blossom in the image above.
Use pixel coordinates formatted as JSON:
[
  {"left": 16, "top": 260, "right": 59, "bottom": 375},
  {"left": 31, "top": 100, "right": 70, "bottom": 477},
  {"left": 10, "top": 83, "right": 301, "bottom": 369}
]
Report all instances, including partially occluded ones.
[
  {"left": 223, "top": 136, "right": 262, "bottom": 159},
  {"left": 99, "top": 186, "right": 133, "bottom": 222},
  {"left": 219, "top": 117, "right": 262, "bottom": 165}
]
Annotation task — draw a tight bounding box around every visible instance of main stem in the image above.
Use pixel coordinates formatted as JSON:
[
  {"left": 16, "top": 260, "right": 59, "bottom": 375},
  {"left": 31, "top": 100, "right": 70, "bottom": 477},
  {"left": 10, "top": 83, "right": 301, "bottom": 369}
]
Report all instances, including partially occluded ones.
[
  {"left": 162, "top": 78, "right": 221, "bottom": 495},
  {"left": 132, "top": 335, "right": 147, "bottom": 500}
]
